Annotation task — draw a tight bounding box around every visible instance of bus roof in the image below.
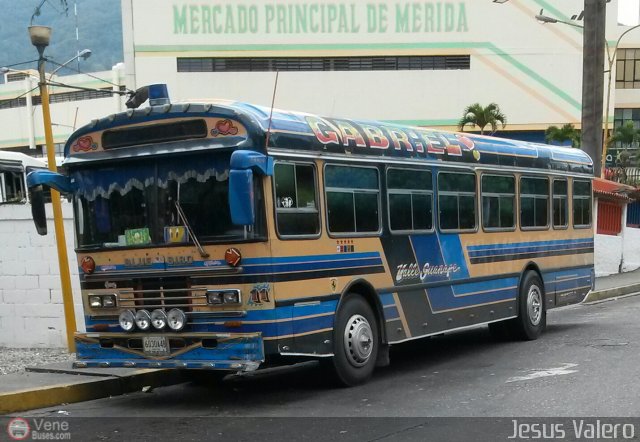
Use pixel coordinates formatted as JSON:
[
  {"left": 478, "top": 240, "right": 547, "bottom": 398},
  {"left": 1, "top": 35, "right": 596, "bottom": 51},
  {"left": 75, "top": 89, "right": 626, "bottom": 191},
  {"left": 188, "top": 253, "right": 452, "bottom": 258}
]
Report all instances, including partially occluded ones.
[
  {"left": 0, "top": 151, "right": 47, "bottom": 171},
  {"left": 64, "top": 101, "right": 593, "bottom": 176}
]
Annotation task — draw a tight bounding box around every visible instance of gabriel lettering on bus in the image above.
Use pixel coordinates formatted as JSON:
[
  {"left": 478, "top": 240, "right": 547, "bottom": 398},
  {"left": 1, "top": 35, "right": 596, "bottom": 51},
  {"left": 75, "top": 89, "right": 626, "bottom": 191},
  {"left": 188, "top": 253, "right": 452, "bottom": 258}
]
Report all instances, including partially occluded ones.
[{"left": 306, "top": 115, "right": 479, "bottom": 160}]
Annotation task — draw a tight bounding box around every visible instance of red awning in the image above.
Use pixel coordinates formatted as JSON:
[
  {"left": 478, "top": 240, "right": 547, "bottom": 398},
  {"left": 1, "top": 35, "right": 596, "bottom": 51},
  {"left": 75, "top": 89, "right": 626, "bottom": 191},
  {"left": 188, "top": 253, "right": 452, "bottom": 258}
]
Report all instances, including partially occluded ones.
[{"left": 593, "top": 177, "right": 634, "bottom": 202}]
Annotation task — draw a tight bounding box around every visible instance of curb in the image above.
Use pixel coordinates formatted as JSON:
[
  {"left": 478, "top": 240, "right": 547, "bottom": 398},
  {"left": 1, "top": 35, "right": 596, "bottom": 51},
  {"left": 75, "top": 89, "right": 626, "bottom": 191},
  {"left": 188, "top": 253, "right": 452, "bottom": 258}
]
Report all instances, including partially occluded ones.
[
  {"left": 583, "top": 282, "right": 640, "bottom": 303},
  {"left": 0, "top": 369, "right": 183, "bottom": 415}
]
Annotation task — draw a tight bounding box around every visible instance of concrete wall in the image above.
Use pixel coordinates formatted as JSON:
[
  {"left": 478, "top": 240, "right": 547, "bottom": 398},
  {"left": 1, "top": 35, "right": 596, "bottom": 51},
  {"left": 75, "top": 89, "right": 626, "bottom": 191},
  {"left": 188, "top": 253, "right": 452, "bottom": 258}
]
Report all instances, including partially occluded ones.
[
  {"left": 0, "top": 202, "right": 84, "bottom": 349},
  {"left": 622, "top": 226, "right": 640, "bottom": 272},
  {"left": 595, "top": 233, "right": 623, "bottom": 277}
]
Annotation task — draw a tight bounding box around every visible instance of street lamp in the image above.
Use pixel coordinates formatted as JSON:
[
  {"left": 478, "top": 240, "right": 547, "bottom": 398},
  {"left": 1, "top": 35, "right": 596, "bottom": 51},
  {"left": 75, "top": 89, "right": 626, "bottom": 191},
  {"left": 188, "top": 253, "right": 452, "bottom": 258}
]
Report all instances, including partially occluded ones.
[
  {"left": 601, "top": 24, "right": 640, "bottom": 174},
  {"left": 49, "top": 49, "right": 91, "bottom": 79},
  {"left": 28, "top": 25, "right": 77, "bottom": 353},
  {"left": 536, "top": 5, "right": 605, "bottom": 179},
  {"left": 535, "top": 9, "right": 585, "bottom": 29}
]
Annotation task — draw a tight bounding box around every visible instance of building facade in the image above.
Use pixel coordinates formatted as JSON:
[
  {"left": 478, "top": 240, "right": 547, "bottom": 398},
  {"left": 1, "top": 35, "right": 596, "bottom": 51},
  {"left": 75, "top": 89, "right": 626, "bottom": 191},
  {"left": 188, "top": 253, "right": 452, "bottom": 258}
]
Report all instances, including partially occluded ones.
[{"left": 121, "top": 0, "right": 620, "bottom": 143}]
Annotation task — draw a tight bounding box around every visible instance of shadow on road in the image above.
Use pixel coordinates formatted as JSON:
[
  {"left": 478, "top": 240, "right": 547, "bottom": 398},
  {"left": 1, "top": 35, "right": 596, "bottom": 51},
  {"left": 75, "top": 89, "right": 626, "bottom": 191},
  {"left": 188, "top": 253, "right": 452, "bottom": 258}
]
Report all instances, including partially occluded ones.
[{"left": 100, "top": 323, "right": 583, "bottom": 413}]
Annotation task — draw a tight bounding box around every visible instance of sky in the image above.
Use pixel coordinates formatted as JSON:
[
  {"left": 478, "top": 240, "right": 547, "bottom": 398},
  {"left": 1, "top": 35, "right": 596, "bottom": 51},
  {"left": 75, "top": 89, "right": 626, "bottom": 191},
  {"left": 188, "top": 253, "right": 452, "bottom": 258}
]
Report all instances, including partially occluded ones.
[{"left": 619, "top": 0, "right": 640, "bottom": 25}]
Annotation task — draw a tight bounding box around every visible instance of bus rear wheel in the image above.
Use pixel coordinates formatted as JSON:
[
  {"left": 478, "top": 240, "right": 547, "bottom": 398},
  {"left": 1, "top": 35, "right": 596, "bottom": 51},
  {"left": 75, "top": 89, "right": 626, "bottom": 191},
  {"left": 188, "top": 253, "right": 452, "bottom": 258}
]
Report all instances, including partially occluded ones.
[
  {"left": 329, "top": 294, "right": 379, "bottom": 387},
  {"left": 509, "top": 271, "right": 546, "bottom": 340}
]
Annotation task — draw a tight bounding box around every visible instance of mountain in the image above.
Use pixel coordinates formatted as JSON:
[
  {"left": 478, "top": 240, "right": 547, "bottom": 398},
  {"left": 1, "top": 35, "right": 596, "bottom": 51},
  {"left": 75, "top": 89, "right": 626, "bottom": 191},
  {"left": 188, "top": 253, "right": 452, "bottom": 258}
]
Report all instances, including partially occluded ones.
[{"left": 0, "top": 0, "right": 123, "bottom": 80}]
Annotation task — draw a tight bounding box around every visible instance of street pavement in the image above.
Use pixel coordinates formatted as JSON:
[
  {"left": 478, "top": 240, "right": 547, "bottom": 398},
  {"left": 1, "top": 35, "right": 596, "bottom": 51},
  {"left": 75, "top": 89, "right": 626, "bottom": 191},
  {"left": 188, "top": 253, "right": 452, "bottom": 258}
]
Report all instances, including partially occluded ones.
[{"left": 17, "top": 294, "right": 640, "bottom": 423}]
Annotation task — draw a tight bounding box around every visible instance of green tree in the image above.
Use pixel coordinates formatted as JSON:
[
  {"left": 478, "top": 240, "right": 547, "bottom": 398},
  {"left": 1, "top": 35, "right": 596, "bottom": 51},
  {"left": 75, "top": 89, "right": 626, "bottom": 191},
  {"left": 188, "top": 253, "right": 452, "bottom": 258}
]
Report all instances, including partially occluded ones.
[
  {"left": 458, "top": 103, "right": 507, "bottom": 135},
  {"left": 608, "top": 122, "right": 640, "bottom": 184},
  {"left": 544, "top": 123, "right": 581, "bottom": 148}
]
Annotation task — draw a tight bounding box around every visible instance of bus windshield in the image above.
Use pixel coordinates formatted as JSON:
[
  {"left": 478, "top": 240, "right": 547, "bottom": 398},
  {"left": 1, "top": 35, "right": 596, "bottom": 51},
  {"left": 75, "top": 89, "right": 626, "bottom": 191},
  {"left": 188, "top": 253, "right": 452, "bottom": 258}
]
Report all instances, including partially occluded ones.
[{"left": 72, "top": 152, "right": 265, "bottom": 249}]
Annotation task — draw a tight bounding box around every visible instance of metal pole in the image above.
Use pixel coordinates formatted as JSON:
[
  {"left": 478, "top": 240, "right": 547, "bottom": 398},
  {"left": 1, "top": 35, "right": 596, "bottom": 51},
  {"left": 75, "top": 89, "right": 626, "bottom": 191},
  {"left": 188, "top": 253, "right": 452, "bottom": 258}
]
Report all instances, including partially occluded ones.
[
  {"left": 37, "top": 51, "right": 77, "bottom": 353},
  {"left": 581, "top": 0, "right": 606, "bottom": 177}
]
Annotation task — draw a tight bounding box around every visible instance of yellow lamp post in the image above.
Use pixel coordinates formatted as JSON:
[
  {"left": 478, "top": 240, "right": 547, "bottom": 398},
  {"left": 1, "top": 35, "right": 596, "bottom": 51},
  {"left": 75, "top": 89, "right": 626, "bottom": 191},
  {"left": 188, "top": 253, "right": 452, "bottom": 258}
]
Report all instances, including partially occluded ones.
[{"left": 28, "top": 25, "right": 77, "bottom": 352}]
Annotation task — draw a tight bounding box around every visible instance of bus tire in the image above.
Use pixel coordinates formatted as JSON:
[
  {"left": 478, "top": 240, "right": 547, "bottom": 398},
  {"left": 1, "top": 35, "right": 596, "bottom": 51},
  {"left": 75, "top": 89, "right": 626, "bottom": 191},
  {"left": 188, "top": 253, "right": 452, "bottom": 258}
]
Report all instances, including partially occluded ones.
[
  {"left": 509, "top": 271, "right": 546, "bottom": 340},
  {"left": 329, "top": 294, "right": 379, "bottom": 387}
]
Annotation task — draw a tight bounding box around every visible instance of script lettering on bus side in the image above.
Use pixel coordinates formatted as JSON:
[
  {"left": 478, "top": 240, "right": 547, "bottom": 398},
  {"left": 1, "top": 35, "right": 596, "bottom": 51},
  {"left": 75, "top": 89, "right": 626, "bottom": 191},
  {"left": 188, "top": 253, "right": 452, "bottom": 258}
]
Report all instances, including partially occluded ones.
[{"left": 395, "top": 262, "right": 460, "bottom": 282}]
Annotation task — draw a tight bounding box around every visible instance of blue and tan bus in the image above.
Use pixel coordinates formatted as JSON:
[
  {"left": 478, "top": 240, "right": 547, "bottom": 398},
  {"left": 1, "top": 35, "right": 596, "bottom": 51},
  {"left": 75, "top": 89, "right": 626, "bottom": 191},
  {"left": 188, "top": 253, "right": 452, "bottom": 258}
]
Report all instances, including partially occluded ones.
[{"left": 27, "top": 85, "right": 593, "bottom": 386}]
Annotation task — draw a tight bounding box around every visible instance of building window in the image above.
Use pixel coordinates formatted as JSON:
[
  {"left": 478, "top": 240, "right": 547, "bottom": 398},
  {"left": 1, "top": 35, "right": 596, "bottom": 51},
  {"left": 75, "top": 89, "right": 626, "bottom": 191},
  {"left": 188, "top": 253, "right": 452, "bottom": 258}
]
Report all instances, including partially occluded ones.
[
  {"left": 437, "top": 171, "right": 476, "bottom": 232},
  {"left": 0, "top": 86, "right": 125, "bottom": 110},
  {"left": 552, "top": 179, "right": 568, "bottom": 229},
  {"left": 387, "top": 168, "right": 433, "bottom": 233},
  {"left": 273, "top": 162, "right": 320, "bottom": 237},
  {"left": 573, "top": 180, "right": 592, "bottom": 228},
  {"left": 627, "top": 201, "right": 640, "bottom": 227},
  {"left": 325, "top": 165, "right": 380, "bottom": 235},
  {"left": 520, "top": 177, "right": 549, "bottom": 229},
  {"left": 481, "top": 174, "right": 515, "bottom": 230},
  {"left": 616, "top": 49, "right": 640, "bottom": 89},
  {"left": 177, "top": 55, "right": 470, "bottom": 73}
]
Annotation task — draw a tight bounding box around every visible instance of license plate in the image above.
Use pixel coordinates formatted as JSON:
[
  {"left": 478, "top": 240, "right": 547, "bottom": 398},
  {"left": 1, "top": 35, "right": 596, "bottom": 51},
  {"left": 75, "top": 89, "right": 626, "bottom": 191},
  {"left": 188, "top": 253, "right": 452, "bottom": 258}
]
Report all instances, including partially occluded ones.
[{"left": 143, "top": 336, "right": 170, "bottom": 356}]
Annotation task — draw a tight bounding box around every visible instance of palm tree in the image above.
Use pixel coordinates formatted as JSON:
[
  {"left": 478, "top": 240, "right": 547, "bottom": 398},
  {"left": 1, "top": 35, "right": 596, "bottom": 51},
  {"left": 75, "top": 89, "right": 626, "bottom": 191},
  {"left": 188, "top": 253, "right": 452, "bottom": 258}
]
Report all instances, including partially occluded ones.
[
  {"left": 608, "top": 122, "right": 640, "bottom": 183},
  {"left": 609, "top": 121, "right": 639, "bottom": 149},
  {"left": 458, "top": 103, "right": 507, "bottom": 135},
  {"left": 545, "top": 124, "right": 581, "bottom": 148}
]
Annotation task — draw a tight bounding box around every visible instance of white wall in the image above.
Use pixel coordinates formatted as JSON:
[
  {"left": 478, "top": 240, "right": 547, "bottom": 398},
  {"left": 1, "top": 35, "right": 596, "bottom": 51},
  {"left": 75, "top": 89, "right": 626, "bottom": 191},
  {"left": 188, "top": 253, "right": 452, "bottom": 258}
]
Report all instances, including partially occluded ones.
[
  {"left": 0, "top": 202, "right": 84, "bottom": 349},
  {"left": 595, "top": 233, "right": 623, "bottom": 277},
  {"left": 622, "top": 226, "right": 640, "bottom": 272}
]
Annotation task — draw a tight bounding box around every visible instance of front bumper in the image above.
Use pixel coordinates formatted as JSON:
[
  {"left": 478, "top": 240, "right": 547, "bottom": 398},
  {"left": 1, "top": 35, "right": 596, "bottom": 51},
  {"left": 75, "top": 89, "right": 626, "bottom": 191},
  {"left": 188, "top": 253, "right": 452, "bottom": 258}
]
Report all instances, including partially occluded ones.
[{"left": 74, "top": 331, "right": 264, "bottom": 372}]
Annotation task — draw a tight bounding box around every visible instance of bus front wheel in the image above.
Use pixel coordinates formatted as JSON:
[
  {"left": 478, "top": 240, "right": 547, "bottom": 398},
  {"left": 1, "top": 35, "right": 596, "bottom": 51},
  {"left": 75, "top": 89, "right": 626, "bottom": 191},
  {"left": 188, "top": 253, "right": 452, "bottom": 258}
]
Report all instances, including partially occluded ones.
[{"left": 329, "top": 294, "right": 379, "bottom": 387}]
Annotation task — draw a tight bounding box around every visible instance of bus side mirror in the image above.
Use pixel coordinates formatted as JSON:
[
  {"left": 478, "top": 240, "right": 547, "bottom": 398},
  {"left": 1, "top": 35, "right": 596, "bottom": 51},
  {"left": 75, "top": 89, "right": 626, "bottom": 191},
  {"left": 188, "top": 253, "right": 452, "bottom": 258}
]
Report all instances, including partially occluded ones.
[
  {"left": 229, "top": 169, "right": 255, "bottom": 225},
  {"left": 29, "top": 185, "right": 47, "bottom": 235},
  {"left": 228, "top": 150, "right": 273, "bottom": 226},
  {"left": 26, "top": 169, "right": 75, "bottom": 236}
]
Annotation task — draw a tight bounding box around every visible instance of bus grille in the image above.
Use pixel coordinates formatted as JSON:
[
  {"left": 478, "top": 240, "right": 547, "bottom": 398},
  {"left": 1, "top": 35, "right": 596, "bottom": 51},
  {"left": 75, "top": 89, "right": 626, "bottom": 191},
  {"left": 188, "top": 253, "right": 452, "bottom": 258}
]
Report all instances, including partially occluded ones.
[{"left": 117, "top": 278, "right": 206, "bottom": 312}]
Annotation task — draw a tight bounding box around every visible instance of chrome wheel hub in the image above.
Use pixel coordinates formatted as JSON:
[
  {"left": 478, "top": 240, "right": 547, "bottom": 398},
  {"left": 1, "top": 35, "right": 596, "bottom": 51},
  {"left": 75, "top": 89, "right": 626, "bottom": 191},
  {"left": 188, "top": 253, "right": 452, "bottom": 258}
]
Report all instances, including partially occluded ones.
[
  {"left": 527, "top": 285, "right": 543, "bottom": 326},
  {"left": 343, "top": 314, "right": 373, "bottom": 367}
]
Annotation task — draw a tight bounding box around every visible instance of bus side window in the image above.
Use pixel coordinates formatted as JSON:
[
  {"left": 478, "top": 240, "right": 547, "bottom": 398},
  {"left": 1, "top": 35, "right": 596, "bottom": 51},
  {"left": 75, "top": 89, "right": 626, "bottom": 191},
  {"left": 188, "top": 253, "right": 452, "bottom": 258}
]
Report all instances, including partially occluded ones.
[
  {"left": 481, "top": 174, "right": 515, "bottom": 231},
  {"left": 520, "top": 176, "right": 549, "bottom": 230},
  {"left": 273, "top": 162, "right": 320, "bottom": 237},
  {"left": 552, "top": 179, "right": 568, "bottom": 229},
  {"left": 573, "top": 179, "right": 592, "bottom": 228},
  {"left": 387, "top": 168, "right": 433, "bottom": 233},
  {"left": 0, "top": 170, "right": 26, "bottom": 204},
  {"left": 437, "top": 171, "right": 477, "bottom": 232},
  {"left": 325, "top": 164, "right": 380, "bottom": 235}
]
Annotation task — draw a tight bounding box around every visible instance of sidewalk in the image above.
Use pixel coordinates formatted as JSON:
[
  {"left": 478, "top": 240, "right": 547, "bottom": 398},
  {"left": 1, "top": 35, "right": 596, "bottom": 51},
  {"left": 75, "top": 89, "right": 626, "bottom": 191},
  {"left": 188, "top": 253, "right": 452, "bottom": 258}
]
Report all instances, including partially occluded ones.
[
  {"left": 587, "top": 267, "right": 640, "bottom": 302},
  {"left": 2, "top": 269, "right": 640, "bottom": 415}
]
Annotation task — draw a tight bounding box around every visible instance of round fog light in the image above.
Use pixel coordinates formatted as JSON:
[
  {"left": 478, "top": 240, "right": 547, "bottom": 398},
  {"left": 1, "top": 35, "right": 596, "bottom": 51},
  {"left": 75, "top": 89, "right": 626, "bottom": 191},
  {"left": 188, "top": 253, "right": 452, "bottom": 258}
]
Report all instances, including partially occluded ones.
[
  {"left": 151, "top": 309, "right": 167, "bottom": 330},
  {"left": 135, "top": 309, "right": 151, "bottom": 330},
  {"left": 119, "top": 310, "right": 135, "bottom": 332},
  {"left": 167, "top": 308, "right": 186, "bottom": 331}
]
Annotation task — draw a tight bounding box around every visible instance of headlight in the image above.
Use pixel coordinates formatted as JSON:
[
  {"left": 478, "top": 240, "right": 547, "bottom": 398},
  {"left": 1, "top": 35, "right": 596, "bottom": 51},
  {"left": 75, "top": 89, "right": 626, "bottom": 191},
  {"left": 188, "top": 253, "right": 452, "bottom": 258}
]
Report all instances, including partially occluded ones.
[
  {"left": 102, "top": 295, "right": 117, "bottom": 308},
  {"left": 223, "top": 291, "right": 240, "bottom": 304},
  {"left": 135, "top": 309, "right": 151, "bottom": 330},
  {"left": 119, "top": 310, "right": 135, "bottom": 332},
  {"left": 89, "top": 295, "right": 102, "bottom": 308},
  {"left": 207, "top": 292, "right": 223, "bottom": 304},
  {"left": 207, "top": 290, "right": 241, "bottom": 305},
  {"left": 151, "top": 309, "right": 167, "bottom": 330},
  {"left": 167, "top": 308, "right": 186, "bottom": 331}
]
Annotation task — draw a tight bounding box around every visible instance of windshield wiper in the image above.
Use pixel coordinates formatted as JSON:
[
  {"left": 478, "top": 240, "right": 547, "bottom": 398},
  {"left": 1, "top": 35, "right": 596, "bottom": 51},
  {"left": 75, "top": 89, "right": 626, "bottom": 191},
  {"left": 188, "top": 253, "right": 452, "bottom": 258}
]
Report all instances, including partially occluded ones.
[{"left": 174, "top": 200, "right": 210, "bottom": 258}]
